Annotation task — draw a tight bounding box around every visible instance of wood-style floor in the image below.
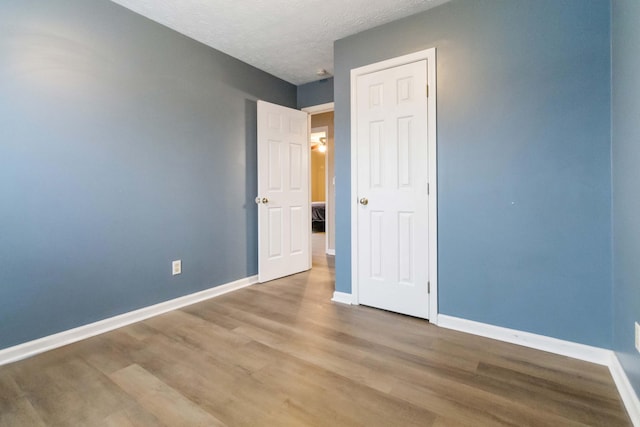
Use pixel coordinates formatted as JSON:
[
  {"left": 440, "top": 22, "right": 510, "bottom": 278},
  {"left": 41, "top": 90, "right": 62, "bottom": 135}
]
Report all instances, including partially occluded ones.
[{"left": 0, "top": 233, "right": 631, "bottom": 426}]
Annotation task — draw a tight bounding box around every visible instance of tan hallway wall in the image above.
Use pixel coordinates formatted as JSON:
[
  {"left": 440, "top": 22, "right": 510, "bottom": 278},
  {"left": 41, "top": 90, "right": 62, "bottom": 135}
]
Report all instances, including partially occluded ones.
[{"left": 311, "top": 150, "right": 325, "bottom": 201}]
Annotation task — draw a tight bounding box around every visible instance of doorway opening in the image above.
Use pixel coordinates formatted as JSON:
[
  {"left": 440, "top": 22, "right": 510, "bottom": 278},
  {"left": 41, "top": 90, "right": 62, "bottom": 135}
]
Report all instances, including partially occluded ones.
[{"left": 303, "top": 102, "right": 335, "bottom": 264}]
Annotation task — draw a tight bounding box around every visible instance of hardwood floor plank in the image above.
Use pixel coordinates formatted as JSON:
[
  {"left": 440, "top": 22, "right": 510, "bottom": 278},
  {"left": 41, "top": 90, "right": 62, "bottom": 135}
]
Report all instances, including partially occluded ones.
[
  {"left": 472, "top": 362, "right": 628, "bottom": 426},
  {"left": 0, "top": 369, "right": 24, "bottom": 403},
  {"left": 430, "top": 338, "right": 619, "bottom": 398},
  {"left": 431, "top": 416, "right": 472, "bottom": 427},
  {"left": 109, "top": 364, "right": 226, "bottom": 427},
  {"left": 81, "top": 333, "right": 145, "bottom": 376},
  {"left": 122, "top": 333, "right": 282, "bottom": 426},
  {"left": 250, "top": 355, "right": 438, "bottom": 427},
  {"left": 14, "top": 358, "right": 134, "bottom": 426},
  {"left": 99, "top": 407, "right": 166, "bottom": 427},
  {"left": 0, "top": 397, "right": 46, "bottom": 427}
]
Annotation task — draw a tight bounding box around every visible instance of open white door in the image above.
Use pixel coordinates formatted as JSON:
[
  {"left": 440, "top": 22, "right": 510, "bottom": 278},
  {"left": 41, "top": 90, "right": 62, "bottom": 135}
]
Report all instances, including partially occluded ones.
[
  {"left": 257, "top": 100, "right": 310, "bottom": 283},
  {"left": 351, "top": 49, "right": 437, "bottom": 320}
]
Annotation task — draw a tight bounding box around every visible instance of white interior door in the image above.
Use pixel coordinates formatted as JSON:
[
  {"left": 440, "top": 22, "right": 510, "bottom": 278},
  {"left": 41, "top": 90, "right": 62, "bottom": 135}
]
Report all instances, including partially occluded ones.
[
  {"left": 354, "top": 59, "right": 431, "bottom": 318},
  {"left": 257, "top": 100, "right": 310, "bottom": 283}
]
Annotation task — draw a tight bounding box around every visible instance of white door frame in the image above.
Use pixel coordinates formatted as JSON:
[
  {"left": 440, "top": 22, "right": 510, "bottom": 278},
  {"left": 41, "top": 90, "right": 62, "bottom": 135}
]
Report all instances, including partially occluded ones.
[
  {"left": 350, "top": 48, "right": 438, "bottom": 324},
  {"left": 303, "top": 102, "right": 335, "bottom": 255}
]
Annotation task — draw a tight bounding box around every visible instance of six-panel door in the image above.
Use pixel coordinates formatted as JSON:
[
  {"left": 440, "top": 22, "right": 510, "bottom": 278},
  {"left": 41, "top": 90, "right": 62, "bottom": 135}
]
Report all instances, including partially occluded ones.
[
  {"left": 257, "top": 101, "right": 310, "bottom": 282},
  {"left": 355, "top": 60, "right": 430, "bottom": 318}
]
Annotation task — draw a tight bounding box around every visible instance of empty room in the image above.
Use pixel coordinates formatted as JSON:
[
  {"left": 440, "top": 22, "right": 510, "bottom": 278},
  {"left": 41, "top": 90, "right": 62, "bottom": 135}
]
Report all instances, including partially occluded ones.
[{"left": 1, "top": 0, "right": 639, "bottom": 425}]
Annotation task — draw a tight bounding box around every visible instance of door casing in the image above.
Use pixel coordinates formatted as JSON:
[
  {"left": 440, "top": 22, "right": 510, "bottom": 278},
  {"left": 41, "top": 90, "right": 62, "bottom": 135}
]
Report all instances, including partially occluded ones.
[{"left": 350, "top": 48, "right": 438, "bottom": 323}]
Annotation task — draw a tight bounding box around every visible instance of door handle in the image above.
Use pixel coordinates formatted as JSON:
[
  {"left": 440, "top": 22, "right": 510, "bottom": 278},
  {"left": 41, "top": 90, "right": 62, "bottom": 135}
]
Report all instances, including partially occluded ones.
[
  {"left": 255, "top": 197, "right": 269, "bottom": 204},
  {"left": 359, "top": 197, "right": 368, "bottom": 206}
]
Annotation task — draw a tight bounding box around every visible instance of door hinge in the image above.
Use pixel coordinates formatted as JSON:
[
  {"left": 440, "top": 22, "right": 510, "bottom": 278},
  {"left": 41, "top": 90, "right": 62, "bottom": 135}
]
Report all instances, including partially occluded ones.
[
  {"left": 426, "top": 84, "right": 429, "bottom": 97},
  {"left": 428, "top": 281, "right": 431, "bottom": 294},
  {"left": 427, "top": 182, "right": 430, "bottom": 195}
]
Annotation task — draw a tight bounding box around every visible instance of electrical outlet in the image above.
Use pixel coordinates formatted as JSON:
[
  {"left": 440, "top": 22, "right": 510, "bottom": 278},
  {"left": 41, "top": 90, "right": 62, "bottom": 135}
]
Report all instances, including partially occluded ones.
[
  {"left": 636, "top": 322, "right": 640, "bottom": 354},
  {"left": 172, "top": 260, "right": 182, "bottom": 276}
]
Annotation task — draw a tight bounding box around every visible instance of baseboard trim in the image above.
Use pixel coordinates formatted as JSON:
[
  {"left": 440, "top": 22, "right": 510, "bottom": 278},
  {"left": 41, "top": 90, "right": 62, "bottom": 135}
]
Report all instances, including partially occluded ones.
[
  {"left": 437, "top": 315, "right": 612, "bottom": 366},
  {"left": 0, "top": 275, "right": 259, "bottom": 366},
  {"left": 326, "top": 249, "right": 336, "bottom": 256},
  {"left": 610, "top": 353, "right": 640, "bottom": 426},
  {"left": 331, "top": 291, "right": 352, "bottom": 305}
]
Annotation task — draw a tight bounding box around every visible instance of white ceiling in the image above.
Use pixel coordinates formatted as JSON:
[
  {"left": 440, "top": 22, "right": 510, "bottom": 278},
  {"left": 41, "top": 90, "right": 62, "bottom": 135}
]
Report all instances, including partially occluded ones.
[{"left": 109, "top": 0, "right": 449, "bottom": 85}]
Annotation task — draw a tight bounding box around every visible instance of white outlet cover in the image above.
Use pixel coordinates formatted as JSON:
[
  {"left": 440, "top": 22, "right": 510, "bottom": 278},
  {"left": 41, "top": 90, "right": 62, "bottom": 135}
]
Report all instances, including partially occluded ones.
[
  {"left": 172, "top": 260, "right": 182, "bottom": 276},
  {"left": 636, "top": 322, "right": 640, "bottom": 353}
]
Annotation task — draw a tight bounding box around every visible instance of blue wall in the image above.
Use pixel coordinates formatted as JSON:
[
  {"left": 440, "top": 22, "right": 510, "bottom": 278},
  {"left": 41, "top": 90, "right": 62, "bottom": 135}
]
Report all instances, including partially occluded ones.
[
  {"left": 297, "top": 78, "right": 334, "bottom": 109},
  {"left": 612, "top": 0, "right": 640, "bottom": 396},
  {"left": 0, "top": 0, "right": 627, "bottom": 364},
  {"left": 0, "top": 0, "right": 296, "bottom": 348},
  {"left": 334, "top": 0, "right": 612, "bottom": 347}
]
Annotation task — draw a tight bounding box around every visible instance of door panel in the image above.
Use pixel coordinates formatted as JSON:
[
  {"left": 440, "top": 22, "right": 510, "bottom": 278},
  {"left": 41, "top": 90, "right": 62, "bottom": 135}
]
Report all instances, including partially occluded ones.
[
  {"left": 268, "top": 140, "right": 283, "bottom": 190},
  {"left": 257, "top": 101, "right": 310, "bottom": 283},
  {"left": 268, "top": 207, "right": 283, "bottom": 258},
  {"left": 355, "top": 60, "right": 430, "bottom": 319}
]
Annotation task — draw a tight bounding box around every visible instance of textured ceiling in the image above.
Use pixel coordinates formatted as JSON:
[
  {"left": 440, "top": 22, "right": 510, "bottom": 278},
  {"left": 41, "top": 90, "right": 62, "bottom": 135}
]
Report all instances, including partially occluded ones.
[{"left": 109, "top": 0, "right": 450, "bottom": 85}]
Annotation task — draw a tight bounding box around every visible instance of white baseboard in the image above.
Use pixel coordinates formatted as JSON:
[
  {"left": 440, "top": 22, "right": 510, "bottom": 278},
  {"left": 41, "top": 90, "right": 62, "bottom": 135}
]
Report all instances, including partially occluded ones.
[
  {"left": 437, "top": 315, "right": 612, "bottom": 366},
  {"left": 610, "top": 353, "right": 640, "bottom": 426},
  {"left": 331, "top": 291, "right": 352, "bottom": 305},
  {"left": 326, "top": 249, "right": 336, "bottom": 256},
  {"left": 0, "top": 275, "right": 258, "bottom": 366}
]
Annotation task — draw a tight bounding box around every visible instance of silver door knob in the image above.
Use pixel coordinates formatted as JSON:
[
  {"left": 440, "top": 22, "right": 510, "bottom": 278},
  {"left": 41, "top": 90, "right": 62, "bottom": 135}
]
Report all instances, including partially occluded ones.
[
  {"left": 261, "top": 198, "right": 269, "bottom": 204},
  {"left": 359, "top": 197, "right": 368, "bottom": 206}
]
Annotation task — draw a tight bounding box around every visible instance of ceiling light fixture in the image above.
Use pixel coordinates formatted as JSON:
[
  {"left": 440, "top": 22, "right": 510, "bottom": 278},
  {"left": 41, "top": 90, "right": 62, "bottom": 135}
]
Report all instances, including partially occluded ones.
[{"left": 318, "top": 137, "right": 327, "bottom": 153}]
